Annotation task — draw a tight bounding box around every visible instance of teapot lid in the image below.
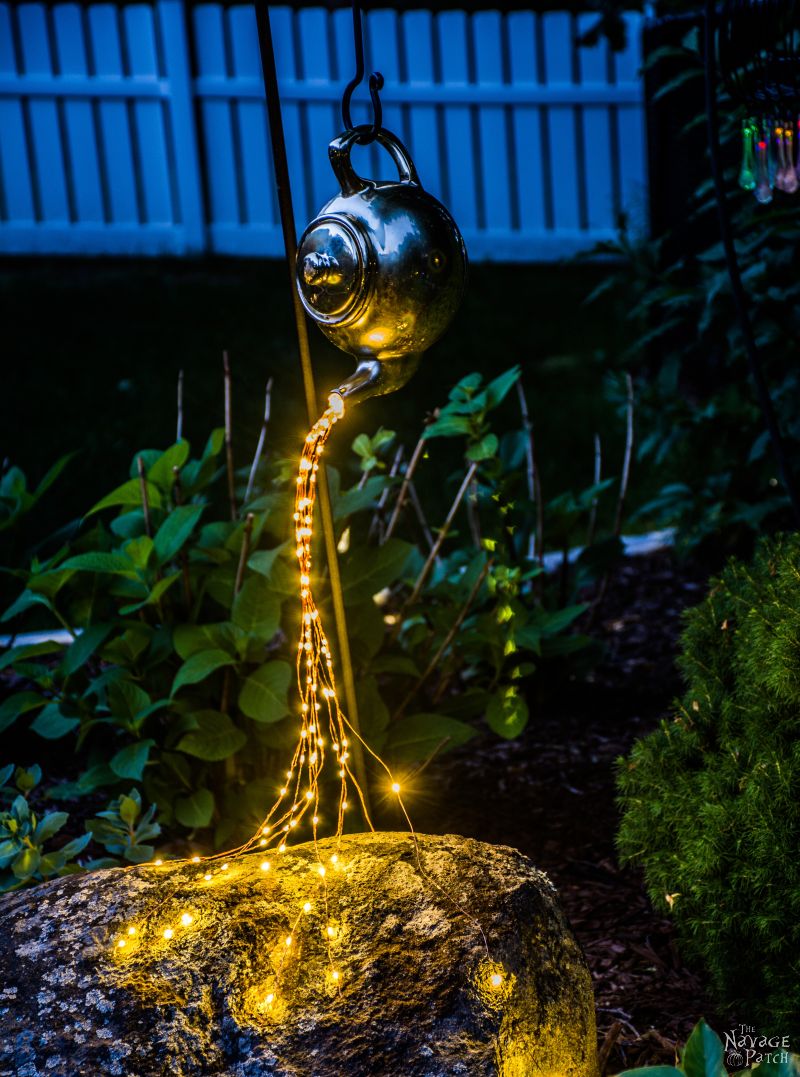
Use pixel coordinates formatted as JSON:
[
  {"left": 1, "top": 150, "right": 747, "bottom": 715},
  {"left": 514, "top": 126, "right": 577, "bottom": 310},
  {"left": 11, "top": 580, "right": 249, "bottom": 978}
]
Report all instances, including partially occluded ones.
[{"left": 296, "top": 215, "right": 370, "bottom": 326}]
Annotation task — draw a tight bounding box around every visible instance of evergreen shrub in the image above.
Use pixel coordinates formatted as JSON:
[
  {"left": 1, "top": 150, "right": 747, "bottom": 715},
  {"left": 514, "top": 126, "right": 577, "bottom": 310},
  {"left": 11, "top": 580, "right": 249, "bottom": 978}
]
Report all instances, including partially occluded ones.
[{"left": 617, "top": 533, "right": 800, "bottom": 1040}]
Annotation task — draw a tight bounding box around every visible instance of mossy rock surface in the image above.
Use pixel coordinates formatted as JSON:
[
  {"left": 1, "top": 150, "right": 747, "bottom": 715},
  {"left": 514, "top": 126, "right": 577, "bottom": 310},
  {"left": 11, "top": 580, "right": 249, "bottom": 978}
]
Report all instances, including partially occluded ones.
[{"left": 0, "top": 831, "right": 597, "bottom": 1076}]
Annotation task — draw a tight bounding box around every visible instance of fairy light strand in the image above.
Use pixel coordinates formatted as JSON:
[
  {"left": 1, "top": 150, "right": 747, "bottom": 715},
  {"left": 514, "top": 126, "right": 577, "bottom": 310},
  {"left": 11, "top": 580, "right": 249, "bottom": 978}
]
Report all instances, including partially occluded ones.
[{"left": 115, "top": 393, "right": 501, "bottom": 998}]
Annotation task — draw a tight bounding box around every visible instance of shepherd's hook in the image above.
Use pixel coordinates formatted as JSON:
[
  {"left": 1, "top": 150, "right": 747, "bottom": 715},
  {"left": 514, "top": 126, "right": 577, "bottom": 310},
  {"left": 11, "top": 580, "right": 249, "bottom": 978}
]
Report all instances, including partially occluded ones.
[{"left": 341, "top": 2, "right": 384, "bottom": 144}]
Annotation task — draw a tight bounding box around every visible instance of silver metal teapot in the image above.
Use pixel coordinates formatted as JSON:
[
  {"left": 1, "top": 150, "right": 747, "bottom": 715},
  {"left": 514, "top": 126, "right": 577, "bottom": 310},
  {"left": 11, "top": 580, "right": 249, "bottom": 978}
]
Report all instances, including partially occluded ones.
[{"left": 295, "top": 126, "right": 467, "bottom": 404}]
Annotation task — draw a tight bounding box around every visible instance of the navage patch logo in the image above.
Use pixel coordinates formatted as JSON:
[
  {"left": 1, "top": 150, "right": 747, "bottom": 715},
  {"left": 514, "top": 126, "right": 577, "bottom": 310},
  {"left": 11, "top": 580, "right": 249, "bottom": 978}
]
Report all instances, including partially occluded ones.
[{"left": 723, "top": 1024, "right": 792, "bottom": 1069}]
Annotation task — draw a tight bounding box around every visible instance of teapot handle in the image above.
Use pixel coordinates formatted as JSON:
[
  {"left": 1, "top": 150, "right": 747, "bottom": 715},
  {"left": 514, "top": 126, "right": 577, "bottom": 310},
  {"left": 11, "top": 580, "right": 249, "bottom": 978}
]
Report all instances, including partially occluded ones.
[{"left": 329, "top": 126, "right": 422, "bottom": 197}]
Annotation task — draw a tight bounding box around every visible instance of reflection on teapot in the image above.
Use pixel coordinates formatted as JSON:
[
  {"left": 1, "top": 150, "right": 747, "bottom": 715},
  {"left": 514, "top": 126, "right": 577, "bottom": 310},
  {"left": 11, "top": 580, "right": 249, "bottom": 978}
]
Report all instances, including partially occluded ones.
[{"left": 295, "top": 126, "right": 468, "bottom": 405}]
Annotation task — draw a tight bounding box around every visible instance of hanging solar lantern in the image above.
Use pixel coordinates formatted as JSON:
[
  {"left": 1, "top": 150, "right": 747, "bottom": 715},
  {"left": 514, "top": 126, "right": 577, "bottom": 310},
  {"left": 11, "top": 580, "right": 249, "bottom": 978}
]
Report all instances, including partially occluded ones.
[{"left": 717, "top": 0, "right": 800, "bottom": 202}]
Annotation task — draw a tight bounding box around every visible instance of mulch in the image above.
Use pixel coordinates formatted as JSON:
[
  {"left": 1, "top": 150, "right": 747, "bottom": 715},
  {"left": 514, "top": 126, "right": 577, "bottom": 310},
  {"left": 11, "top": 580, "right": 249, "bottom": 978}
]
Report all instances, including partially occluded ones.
[{"left": 412, "top": 550, "right": 729, "bottom": 1074}]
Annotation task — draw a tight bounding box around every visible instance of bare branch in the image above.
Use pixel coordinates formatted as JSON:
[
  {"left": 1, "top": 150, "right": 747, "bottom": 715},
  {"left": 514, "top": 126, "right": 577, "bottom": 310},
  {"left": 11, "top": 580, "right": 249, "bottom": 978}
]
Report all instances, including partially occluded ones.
[
  {"left": 234, "top": 512, "right": 255, "bottom": 597},
  {"left": 403, "top": 461, "right": 478, "bottom": 612},
  {"left": 137, "top": 456, "right": 152, "bottom": 538},
  {"left": 383, "top": 408, "right": 439, "bottom": 542},
  {"left": 245, "top": 376, "right": 274, "bottom": 503},
  {"left": 172, "top": 465, "right": 193, "bottom": 610},
  {"left": 393, "top": 558, "right": 491, "bottom": 720},
  {"left": 587, "top": 432, "right": 602, "bottom": 547},
  {"left": 369, "top": 445, "right": 404, "bottom": 541},
  {"left": 613, "top": 373, "right": 635, "bottom": 537},
  {"left": 176, "top": 368, "right": 184, "bottom": 443},
  {"left": 407, "top": 480, "right": 435, "bottom": 551},
  {"left": 223, "top": 350, "right": 237, "bottom": 521},
  {"left": 516, "top": 380, "right": 543, "bottom": 569}
]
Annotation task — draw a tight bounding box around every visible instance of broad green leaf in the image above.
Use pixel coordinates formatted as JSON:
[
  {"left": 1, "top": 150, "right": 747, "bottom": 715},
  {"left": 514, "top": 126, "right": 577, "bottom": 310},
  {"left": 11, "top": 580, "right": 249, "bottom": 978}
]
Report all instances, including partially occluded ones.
[
  {"left": 0, "top": 692, "right": 45, "bottom": 733},
  {"left": 238, "top": 661, "right": 293, "bottom": 723},
  {"left": 486, "top": 687, "right": 529, "bottom": 740},
  {"left": 369, "top": 655, "right": 419, "bottom": 677},
  {"left": 424, "top": 414, "right": 473, "bottom": 439},
  {"left": 334, "top": 475, "right": 388, "bottom": 520},
  {"left": 12, "top": 847, "right": 41, "bottom": 879},
  {"left": 119, "top": 573, "right": 180, "bottom": 615},
  {"left": 232, "top": 576, "right": 282, "bottom": 638},
  {"left": 171, "top": 649, "right": 236, "bottom": 697},
  {"left": 32, "top": 812, "right": 69, "bottom": 844},
  {"left": 109, "top": 680, "right": 151, "bottom": 722},
  {"left": 31, "top": 703, "right": 79, "bottom": 740},
  {"left": 174, "top": 788, "right": 214, "bottom": 829},
  {"left": 466, "top": 433, "right": 498, "bottom": 462},
  {"left": 124, "top": 535, "right": 154, "bottom": 571},
  {"left": 61, "top": 624, "right": 113, "bottom": 677},
  {"left": 60, "top": 552, "right": 137, "bottom": 577},
  {"left": 118, "top": 794, "right": 140, "bottom": 825},
  {"left": 56, "top": 832, "right": 92, "bottom": 860},
  {"left": 681, "top": 1019, "right": 726, "bottom": 1077},
  {"left": 154, "top": 504, "right": 204, "bottom": 565},
  {"left": 0, "top": 639, "right": 65, "bottom": 672},
  {"left": 616, "top": 1069, "right": 682, "bottom": 1076},
  {"left": 87, "top": 478, "right": 163, "bottom": 516},
  {"left": 177, "top": 710, "right": 247, "bottom": 761},
  {"left": 173, "top": 622, "right": 237, "bottom": 660},
  {"left": 341, "top": 539, "right": 413, "bottom": 603},
  {"left": 148, "top": 441, "right": 190, "bottom": 490},
  {"left": 484, "top": 365, "right": 521, "bottom": 409},
  {"left": 386, "top": 713, "right": 476, "bottom": 762},
  {"left": 356, "top": 676, "right": 389, "bottom": 748},
  {"left": 110, "top": 740, "right": 155, "bottom": 781},
  {"left": 1, "top": 589, "right": 53, "bottom": 622},
  {"left": 247, "top": 544, "right": 293, "bottom": 590}
]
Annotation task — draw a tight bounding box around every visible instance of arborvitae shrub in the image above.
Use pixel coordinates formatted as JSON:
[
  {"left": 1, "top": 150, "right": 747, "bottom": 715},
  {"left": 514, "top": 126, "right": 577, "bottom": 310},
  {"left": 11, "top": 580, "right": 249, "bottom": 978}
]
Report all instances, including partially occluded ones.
[{"left": 617, "top": 533, "right": 800, "bottom": 1040}]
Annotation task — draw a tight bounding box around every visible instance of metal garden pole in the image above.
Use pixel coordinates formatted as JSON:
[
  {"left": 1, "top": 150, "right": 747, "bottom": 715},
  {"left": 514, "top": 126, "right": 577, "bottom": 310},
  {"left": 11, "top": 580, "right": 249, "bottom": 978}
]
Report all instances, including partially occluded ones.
[{"left": 254, "top": 2, "right": 372, "bottom": 819}]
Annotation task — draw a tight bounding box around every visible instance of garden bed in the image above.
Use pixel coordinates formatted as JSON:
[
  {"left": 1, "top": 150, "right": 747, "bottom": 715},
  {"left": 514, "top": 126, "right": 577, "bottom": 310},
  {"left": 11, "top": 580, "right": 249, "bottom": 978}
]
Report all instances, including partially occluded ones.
[{"left": 411, "top": 549, "right": 727, "bottom": 1073}]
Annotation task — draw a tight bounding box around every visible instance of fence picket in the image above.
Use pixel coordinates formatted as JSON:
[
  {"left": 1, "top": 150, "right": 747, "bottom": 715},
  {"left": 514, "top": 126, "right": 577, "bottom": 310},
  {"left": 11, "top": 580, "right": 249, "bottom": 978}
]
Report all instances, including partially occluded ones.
[{"left": 0, "top": 2, "right": 647, "bottom": 260}]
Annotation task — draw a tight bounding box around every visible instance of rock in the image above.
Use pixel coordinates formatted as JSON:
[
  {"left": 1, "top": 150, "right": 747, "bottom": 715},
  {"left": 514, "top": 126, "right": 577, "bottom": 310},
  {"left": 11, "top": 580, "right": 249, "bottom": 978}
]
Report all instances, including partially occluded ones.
[{"left": 0, "top": 832, "right": 597, "bottom": 1077}]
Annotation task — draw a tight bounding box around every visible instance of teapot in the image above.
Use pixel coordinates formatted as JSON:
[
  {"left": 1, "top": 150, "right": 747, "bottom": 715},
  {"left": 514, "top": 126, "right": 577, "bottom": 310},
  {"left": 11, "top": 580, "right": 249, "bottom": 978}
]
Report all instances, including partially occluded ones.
[{"left": 295, "top": 126, "right": 467, "bottom": 404}]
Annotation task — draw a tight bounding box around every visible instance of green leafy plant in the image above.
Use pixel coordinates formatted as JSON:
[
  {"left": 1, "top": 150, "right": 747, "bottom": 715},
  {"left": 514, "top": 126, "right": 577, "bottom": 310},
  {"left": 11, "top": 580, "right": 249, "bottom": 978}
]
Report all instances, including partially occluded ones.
[
  {"left": 1, "top": 365, "right": 616, "bottom": 861},
  {"left": 0, "top": 763, "right": 90, "bottom": 890},
  {"left": 617, "top": 533, "right": 800, "bottom": 1041},
  {"left": 616, "top": 1019, "right": 798, "bottom": 1076},
  {"left": 585, "top": 28, "right": 800, "bottom": 552}
]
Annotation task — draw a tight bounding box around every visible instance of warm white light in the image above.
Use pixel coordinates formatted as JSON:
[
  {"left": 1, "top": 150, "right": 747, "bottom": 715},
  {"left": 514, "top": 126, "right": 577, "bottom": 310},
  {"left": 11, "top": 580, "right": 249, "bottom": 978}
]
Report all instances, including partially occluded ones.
[
  {"left": 265, "top": 992, "right": 275, "bottom": 1005},
  {"left": 285, "top": 935, "right": 292, "bottom": 947},
  {"left": 391, "top": 782, "right": 401, "bottom": 794},
  {"left": 127, "top": 927, "right": 136, "bottom": 936},
  {"left": 163, "top": 928, "right": 174, "bottom": 940},
  {"left": 180, "top": 913, "right": 193, "bottom": 927},
  {"left": 303, "top": 902, "right": 312, "bottom": 913},
  {"left": 191, "top": 856, "right": 200, "bottom": 864},
  {"left": 261, "top": 861, "right": 271, "bottom": 872},
  {"left": 204, "top": 873, "right": 212, "bottom": 881},
  {"left": 491, "top": 973, "right": 503, "bottom": 989},
  {"left": 117, "top": 939, "right": 126, "bottom": 948}
]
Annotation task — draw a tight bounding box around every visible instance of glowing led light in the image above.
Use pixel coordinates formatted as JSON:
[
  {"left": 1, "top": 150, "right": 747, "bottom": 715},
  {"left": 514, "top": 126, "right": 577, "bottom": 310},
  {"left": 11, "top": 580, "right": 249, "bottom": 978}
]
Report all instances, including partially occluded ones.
[
  {"left": 191, "top": 856, "right": 200, "bottom": 864},
  {"left": 180, "top": 913, "right": 193, "bottom": 927},
  {"left": 491, "top": 973, "right": 503, "bottom": 989},
  {"left": 127, "top": 927, "right": 136, "bottom": 936},
  {"left": 163, "top": 928, "right": 174, "bottom": 940},
  {"left": 279, "top": 843, "right": 287, "bottom": 853},
  {"left": 326, "top": 925, "right": 335, "bottom": 937},
  {"left": 330, "top": 854, "right": 338, "bottom": 865},
  {"left": 261, "top": 861, "right": 271, "bottom": 872},
  {"left": 318, "top": 865, "right": 326, "bottom": 877},
  {"left": 331, "top": 970, "right": 340, "bottom": 982},
  {"left": 154, "top": 859, "right": 163, "bottom": 866},
  {"left": 313, "top": 815, "right": 319, "bottom": 825},
  {"left": 265, "top": 993, "right": 275, "bottom": 1005},
  {"left": 303, "top": 902, "right": 312, "bottom": 913},
  {"left": 222, "top": 863, "right": 229, "bottom": 871},
  {"left": 204, "top": 873, "right": 212, "bottom": 881},
  {"left": 306, "top": 790, "right": 313, "bottom": 800},
  {"left": 117, "top": 939, "right": 126, "bottom": 949},
  {"left": 262, "top": 826, "right": 270, "bottom": 835},
  {"left": 391, "top": 782, "right": 401, "bottom": 794},
  {"left": 285, "top": 935, "right": 292, "bottom": 947}
]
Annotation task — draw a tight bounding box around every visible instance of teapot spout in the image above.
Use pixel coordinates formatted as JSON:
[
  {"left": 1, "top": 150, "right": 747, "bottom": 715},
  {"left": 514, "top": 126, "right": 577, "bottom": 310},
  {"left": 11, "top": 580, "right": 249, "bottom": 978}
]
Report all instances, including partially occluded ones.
[{"left": 330, "top": 355, "right": 422, "bottom": 407}]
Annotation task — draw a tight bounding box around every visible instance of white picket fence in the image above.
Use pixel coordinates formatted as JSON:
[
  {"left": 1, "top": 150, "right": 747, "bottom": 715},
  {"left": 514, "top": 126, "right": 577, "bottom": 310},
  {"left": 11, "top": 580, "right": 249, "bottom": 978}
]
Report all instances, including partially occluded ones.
[{"left": 0, "top": 3, "right": 646, "bottom": 260}]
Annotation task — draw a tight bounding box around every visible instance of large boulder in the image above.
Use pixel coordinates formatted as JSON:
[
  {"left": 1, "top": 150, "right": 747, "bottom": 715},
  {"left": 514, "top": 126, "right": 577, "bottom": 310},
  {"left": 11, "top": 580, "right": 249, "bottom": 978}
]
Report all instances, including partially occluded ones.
[{"left": 0, "top": 832, "right": 597, "bottom": 1077}]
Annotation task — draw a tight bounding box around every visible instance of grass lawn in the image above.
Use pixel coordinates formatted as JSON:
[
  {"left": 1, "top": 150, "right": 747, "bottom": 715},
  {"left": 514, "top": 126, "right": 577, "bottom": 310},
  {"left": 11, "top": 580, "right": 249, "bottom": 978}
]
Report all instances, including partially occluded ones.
[{"left": 1, "top": 256, "right": 637, "bottom": 558}]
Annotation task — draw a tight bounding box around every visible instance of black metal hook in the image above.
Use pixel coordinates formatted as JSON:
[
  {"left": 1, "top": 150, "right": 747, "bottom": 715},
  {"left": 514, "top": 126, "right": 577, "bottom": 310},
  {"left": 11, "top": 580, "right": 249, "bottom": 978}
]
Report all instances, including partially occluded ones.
[{"left": 341, "top": 2, "right": 384, "bottom": 144}]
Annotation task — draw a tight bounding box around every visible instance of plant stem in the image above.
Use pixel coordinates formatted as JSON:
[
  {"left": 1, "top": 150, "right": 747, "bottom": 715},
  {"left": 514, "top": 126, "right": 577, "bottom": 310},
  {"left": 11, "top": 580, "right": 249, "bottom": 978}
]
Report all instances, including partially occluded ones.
[
  {"left": 245, "top": 376, "right": 273, "bottom": 503},
  {"left": 369, "top": 445, "right": 404, "bottom": 541},
  {"left": 516, "top": 380, "right": 544, "bottom": 599},
  {"left": 223, "top": 350, "right": 237, "bottom": 521},
  {"left": 172, "top": 465, "right": 193, "bottom": 610},
  {"left": 587, "top": 432, "right": 602, "bottom": 547},
  {"left": 234, "top": 512, "right": 255, "bottom": 597},
  {"left": 407, "top": 480, "right": 435, "bottom": 551},
  {"left": 613, "top": 373, "right": 635, "bottom": 537},
  {"left": 383, "top": 409, "right": 438, "bottom": 543},
  {"left": 466, "top": 476, "right": 481, "bottom": 549},
  {"left": 176, "top": 368, "right": 184, "bottom": 443},
  {"left": 403, "top": 462, "right": 479, "bottom": 612},
  {"left": 137, "top": 456, "right": 152, "bottom": 538},
  {"left": 394, "top": 558, "right": 491, "bottom": 720}
]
